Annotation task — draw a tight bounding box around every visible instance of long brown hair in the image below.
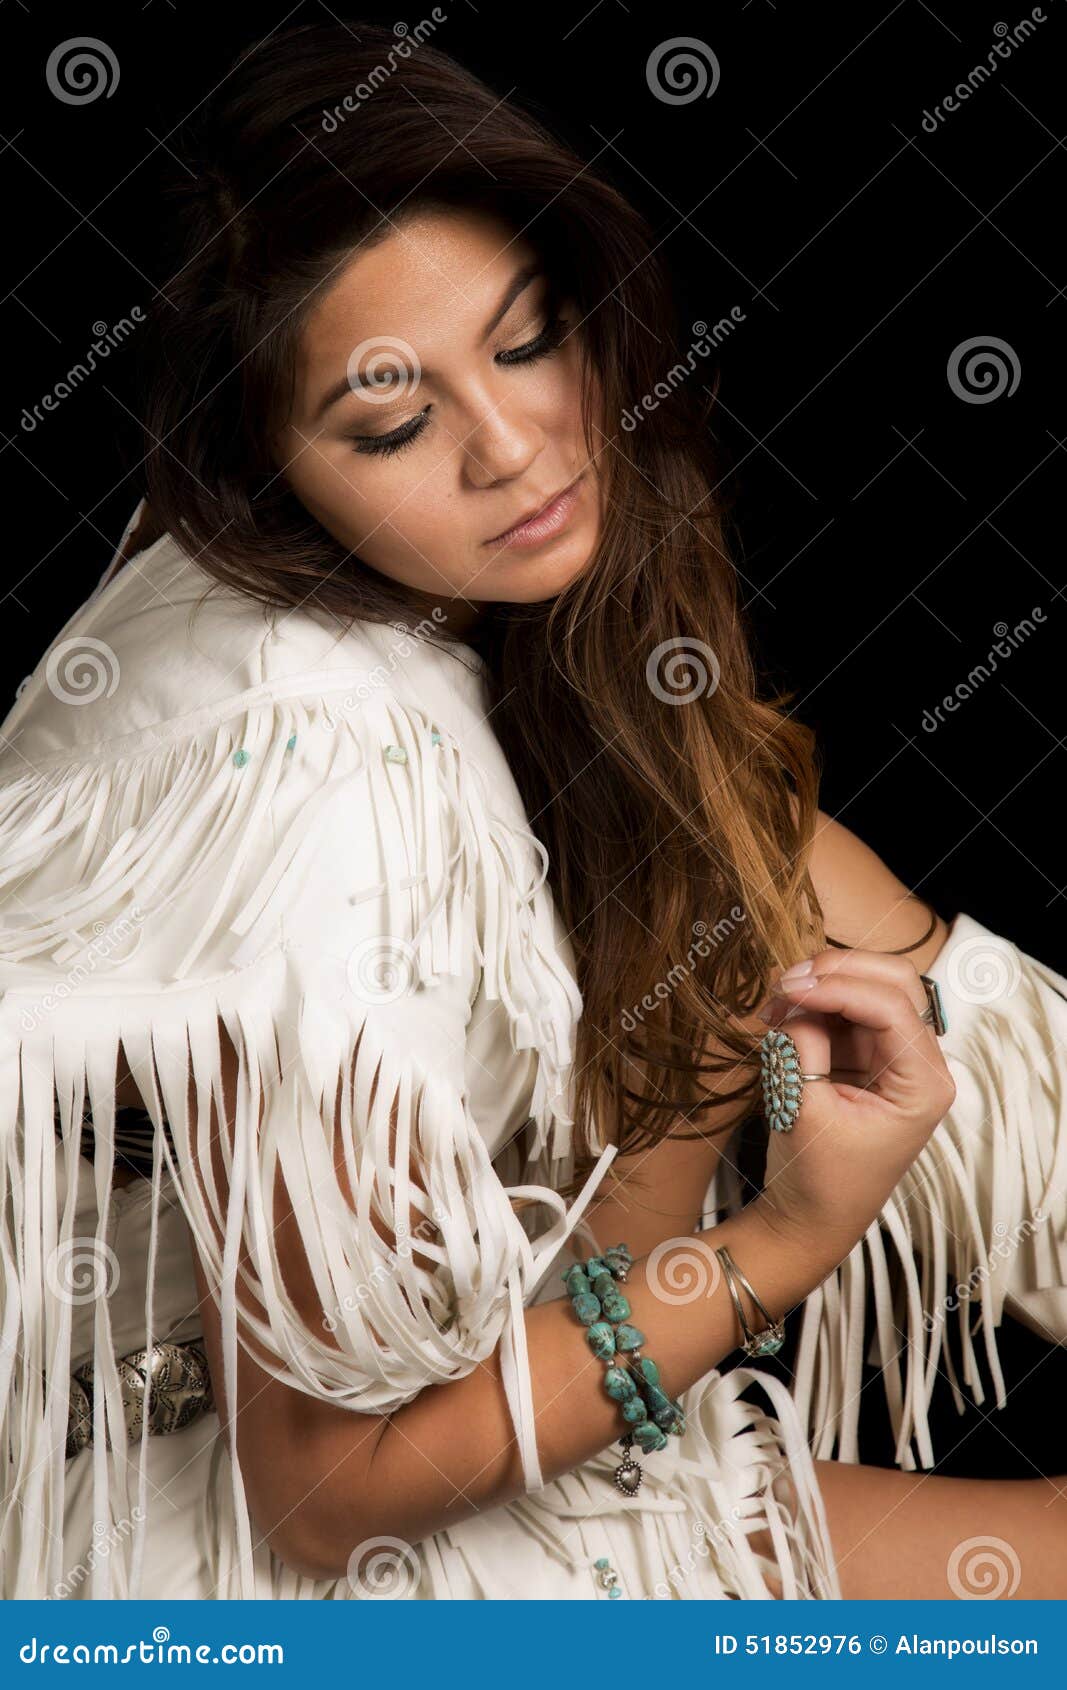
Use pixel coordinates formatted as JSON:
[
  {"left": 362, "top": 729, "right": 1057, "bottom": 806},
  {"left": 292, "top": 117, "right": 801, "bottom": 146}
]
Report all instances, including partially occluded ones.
[{"left": 139, "top": 22, "right": 836, "bottom": 1202}]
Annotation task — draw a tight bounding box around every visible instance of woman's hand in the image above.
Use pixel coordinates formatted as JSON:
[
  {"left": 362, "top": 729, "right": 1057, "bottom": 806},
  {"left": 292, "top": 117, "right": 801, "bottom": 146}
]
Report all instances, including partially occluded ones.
[{"left": 749, "top": 948, "right": 956, "bottom": 1263}]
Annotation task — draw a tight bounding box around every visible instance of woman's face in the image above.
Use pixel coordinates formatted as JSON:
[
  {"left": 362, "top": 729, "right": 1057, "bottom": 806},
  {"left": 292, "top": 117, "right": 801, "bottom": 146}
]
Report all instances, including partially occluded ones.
[{"left": 276, "top": 207, "right": 601, "bottom": 634}]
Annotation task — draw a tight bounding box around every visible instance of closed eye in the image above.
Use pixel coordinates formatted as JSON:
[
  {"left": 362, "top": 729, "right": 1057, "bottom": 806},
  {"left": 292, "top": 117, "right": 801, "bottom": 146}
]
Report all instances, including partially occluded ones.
[{"left": 349, "top": 311, "right": 571, "bottom": 458}]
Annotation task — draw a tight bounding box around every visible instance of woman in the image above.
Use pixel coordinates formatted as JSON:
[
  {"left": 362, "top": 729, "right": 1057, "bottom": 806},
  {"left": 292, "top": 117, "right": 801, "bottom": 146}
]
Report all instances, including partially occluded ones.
[{"left": 1, "top": 23, "right": 1065, "bottom": 1602}]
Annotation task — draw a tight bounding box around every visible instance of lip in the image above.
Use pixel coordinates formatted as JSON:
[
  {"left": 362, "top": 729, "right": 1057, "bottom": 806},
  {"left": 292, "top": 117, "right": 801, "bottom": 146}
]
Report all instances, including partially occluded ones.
[{"left": 483, "top": 473, "right": 585, "bottom": 549}]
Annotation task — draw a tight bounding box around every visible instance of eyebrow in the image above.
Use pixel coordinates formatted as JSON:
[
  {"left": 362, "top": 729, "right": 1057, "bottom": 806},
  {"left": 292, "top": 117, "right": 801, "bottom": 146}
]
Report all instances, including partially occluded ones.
[{"left": 313, "top": 261, "right": 544, "bottom": 422}]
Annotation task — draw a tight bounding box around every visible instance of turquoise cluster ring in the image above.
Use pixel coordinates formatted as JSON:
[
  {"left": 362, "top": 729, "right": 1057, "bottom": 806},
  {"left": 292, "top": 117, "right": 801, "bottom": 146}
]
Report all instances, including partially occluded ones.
[{"left": 759, "top": 1027, "right": 830, "bottom": 1133}]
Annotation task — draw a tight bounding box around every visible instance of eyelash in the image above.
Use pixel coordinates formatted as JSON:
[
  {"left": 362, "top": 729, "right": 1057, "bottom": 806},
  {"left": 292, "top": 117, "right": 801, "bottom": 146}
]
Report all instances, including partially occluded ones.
[{"left": 350, "top": 312, "right": 570, "bottom": 459}]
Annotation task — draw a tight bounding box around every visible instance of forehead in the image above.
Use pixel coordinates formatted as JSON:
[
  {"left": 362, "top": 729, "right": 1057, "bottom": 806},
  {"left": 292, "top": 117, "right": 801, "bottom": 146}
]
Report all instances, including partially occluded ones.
[{"left": 299, "top": 204, "right": 532, "bottom": 365}]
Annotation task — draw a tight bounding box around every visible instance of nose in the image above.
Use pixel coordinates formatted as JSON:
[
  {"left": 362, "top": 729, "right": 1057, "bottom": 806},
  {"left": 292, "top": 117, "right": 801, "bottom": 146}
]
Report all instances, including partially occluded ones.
[{"left": 459, "top": 393, "right": 547, "bottom": 490}]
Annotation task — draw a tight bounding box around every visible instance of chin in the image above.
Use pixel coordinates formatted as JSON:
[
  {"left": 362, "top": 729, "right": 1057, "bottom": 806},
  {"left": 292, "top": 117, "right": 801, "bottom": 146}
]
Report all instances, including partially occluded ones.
[{"left": 481, "top": 531, "right": 599, "bottom": 605}]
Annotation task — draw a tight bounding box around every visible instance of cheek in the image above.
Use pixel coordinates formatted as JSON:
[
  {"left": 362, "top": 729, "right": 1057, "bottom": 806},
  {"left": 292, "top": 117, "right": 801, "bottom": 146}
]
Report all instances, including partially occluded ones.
[
  {"left": 519, "top": 352, "right": 582, "bottom": 434},
  {"left": 546, "top": 369, "right": 596, "bottom": 475},
  {"left": 285, "top": 443, "right": 389, "bottom": 539},
  {"left": 289, "top": 443, "right": 455, "bottom": 564}
]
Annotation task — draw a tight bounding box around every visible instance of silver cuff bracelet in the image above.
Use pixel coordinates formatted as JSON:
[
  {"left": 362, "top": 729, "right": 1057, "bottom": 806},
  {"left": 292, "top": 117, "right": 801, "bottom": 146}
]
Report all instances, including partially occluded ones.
[{"left": 65, "top": 1337, "right": 215, "bottom": 1460}]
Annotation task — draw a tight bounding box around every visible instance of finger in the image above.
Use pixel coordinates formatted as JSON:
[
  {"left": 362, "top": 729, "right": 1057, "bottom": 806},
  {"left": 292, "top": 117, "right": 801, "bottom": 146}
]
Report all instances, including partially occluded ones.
[
  {"left": 769, "top": 970, "right": 945, "bottom": 1106},
  {"left": 771, "top": 947, "right": 929, "bottom": 1018},
  {"left": 762, "top": 998, "right": 879, "bottom": 1092},
  {"left": 757, "top": 1003, "right": 832, "bottom": 1116},
  {"left": 763, "top": 988, "right": 877, "bottom": 1037}
]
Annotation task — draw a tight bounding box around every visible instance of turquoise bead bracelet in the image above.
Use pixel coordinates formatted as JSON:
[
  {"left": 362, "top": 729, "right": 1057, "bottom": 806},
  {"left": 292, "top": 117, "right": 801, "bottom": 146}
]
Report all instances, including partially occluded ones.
[{"left": 562, "top": 1241, "right": 686, "bottom": 1496}]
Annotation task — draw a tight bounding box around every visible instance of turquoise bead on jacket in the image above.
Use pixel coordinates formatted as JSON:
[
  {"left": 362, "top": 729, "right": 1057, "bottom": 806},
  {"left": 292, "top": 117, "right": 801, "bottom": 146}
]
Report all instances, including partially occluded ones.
[{"left": 599, "top": 1290, "right": 631, "bottom": 1323}]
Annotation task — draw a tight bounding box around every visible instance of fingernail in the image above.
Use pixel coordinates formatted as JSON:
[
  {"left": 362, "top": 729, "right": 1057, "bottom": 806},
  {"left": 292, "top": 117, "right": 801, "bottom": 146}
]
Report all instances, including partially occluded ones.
[{"left": 779, "top": 958, "right": 815, "bottom": 983}]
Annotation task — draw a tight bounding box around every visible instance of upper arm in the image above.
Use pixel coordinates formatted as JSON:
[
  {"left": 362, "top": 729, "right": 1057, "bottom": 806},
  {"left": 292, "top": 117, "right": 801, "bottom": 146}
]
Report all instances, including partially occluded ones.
[
  {"left": 806, "top": 806, "right": 951, "bottom": 976},
  {"left": 184, "top": 1017, "right": 407, "bottom": 1579}
]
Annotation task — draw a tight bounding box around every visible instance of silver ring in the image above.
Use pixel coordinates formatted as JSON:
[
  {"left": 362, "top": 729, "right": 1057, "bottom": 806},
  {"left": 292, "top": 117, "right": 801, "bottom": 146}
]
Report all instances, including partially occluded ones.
[{"left": 918, "top": 974, "right": 948, "bottom": 1036}]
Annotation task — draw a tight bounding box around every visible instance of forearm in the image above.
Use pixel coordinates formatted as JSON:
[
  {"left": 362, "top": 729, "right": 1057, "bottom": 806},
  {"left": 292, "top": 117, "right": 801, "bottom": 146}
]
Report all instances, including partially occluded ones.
[
  {"left": 580, "top": 1109, "right": 741, "bottom": 1263},
  {"left": 291, "top": 1199, "right": 846, "bottom": 1578}
]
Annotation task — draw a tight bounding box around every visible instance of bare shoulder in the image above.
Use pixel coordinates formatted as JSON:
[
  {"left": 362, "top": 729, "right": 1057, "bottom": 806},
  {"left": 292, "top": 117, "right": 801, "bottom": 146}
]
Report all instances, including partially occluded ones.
[{"left": 805, "top": 806, "right": 952, "bottom": 975}]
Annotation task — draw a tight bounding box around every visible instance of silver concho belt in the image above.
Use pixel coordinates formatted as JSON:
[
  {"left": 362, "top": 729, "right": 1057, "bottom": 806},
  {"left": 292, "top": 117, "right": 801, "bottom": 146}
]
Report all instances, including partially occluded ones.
[{"left": 66, "top": 1338, "right": 215, "bottom": 1460}]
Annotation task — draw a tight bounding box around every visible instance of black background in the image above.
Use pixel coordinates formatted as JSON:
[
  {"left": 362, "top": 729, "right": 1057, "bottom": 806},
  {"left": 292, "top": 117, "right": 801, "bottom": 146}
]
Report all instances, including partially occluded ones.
[{"left": 1, "top": 2, "right": 1065, "bottom": 1485}]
